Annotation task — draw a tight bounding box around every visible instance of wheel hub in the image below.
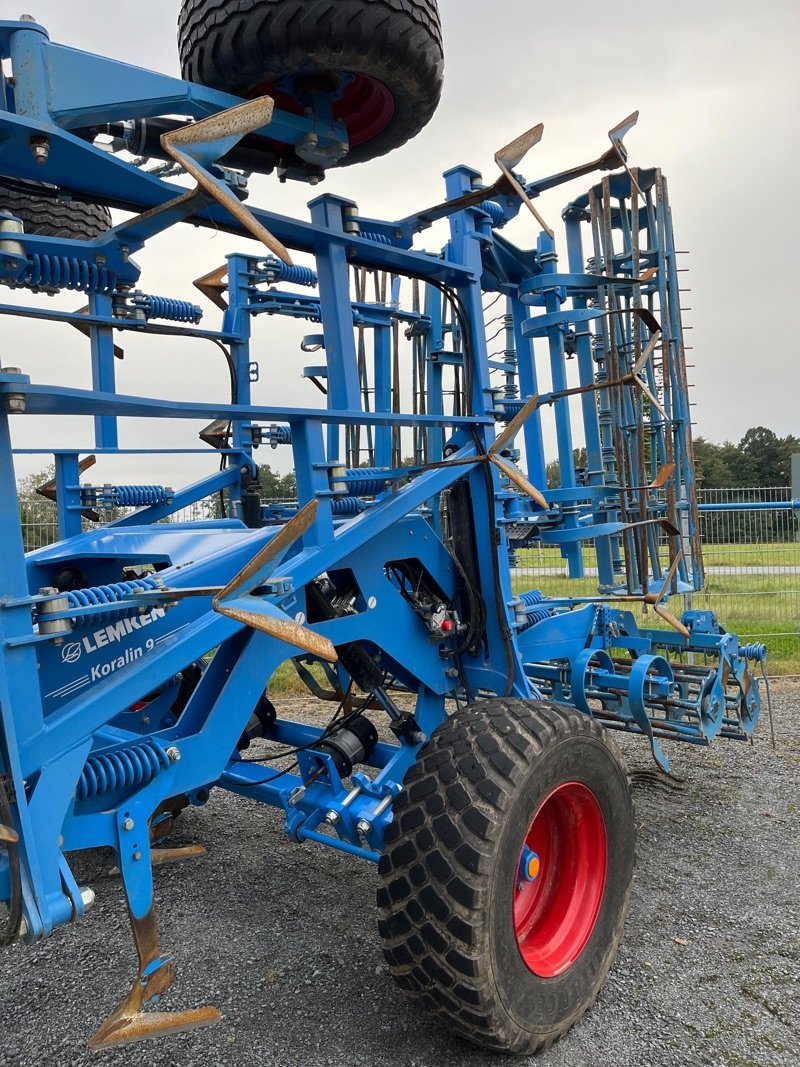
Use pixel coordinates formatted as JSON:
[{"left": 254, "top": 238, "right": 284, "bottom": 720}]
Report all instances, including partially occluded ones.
[{"left": 513, "top": 781, "right": 608, "bottom": 978}]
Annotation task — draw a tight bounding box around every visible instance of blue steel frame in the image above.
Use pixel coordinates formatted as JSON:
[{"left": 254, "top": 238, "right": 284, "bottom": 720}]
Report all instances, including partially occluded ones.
[{"left": 0, "top": 17, "right": 761, "bottom": 1038}]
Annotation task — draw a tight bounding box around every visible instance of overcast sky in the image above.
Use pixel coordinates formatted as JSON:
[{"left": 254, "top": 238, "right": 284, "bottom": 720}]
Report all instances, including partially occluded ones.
[{"left": 5, "top": 0, "right": 799, "bottom": 487}]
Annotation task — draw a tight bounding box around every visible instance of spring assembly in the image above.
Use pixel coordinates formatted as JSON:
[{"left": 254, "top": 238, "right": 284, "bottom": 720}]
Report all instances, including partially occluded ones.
[
  {"left": 262, "top": 256, "right": 318, "bottom": 288},
  {"left": 360, "top": 230, "right": 399, "bottom": 246},
  {"left": 136, "top": 294, "right": 203, "bottom": 324},
  {"left": 516, "top": 589, "right": 553, "bottom": 631},
  {"left": 481, "top": 266, "right": 502, "bottom": 292},
  {"left": 67, "top": 576, "right": 161, "bottom": 628},
  {"left": 95, "top": 484, "right": 174, "bottom": 508},
  {"left": 76, "top": 738, "right": 171, "bottom": 802},
  {"left": 345, "top": 468, "right": 389, "bottom": 497},
  {"left": 479, "top": 200, "right": 506, "bottom": 227},
  {"left": 331, "top": 496, "right": 364, "bottom": 516},
  {"left": 740, "top": 643, "right": 768, "bottom": 663},
  {"left": 25, "top": 254, "right": 117, "bottom": 294}
]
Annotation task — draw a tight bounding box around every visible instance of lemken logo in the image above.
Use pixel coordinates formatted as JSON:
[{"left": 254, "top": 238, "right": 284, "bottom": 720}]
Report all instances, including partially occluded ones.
[
  {"left": 79, "top": 607, "right": 167, "bottom": 656},
  {"left": 62, "top": 642, "right": 82, "bottom": 664}
]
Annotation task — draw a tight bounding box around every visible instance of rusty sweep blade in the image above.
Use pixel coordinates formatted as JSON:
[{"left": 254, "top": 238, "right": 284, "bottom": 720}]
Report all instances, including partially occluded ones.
[{"left": 89, "top": 909, "right": 220, "bottom": 1051}]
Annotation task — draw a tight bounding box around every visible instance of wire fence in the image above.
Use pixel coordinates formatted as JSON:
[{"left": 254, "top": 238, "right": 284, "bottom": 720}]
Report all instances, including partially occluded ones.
[{"left": 17, "top": 487, "right": 800, "bottom": 673}]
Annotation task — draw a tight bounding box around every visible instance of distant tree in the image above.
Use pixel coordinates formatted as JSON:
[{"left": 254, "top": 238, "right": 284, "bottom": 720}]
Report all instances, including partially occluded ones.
[
  {"left": 545, "top": 448, "right": 588, "bottom": 490},
  {"left": 738, "top": 427, "right": 800, "bottom": 487},
  {"left": 258, "top": 463, "right": 296, "bottom": 500}
]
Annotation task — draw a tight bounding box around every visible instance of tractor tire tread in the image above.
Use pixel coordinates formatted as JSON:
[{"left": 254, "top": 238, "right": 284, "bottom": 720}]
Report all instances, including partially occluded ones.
[{"left": 377, "top": 698, "right": 634, "bottom": 1055}]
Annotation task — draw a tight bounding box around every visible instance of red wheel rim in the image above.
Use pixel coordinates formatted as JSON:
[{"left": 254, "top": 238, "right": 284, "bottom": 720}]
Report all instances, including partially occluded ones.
[
  {"left": 513, "top": 782, "right": 607, "bottom": 978},
  {"left": 252, "top": 73, "right": 395, "bottom": 149}
]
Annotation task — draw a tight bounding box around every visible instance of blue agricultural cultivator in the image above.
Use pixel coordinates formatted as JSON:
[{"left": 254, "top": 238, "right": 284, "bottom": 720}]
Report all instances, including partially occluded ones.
[{"left": 0, "top": 1, "right": 763, "bottom": 1054}]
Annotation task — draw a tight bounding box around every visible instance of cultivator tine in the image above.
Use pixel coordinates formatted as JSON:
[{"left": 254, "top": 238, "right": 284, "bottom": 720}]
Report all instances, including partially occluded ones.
[
  {"left": 213, "top": 501, "right": 338, "bottom": 662},
  {"left": 490, "top": 454, "right": 549, "bottom": 510},
  {"left": 494, "top": 124, "right": 553, "bottom": 237},
  {"left": 631, "top": 329, "right": 662, "bottom": 377},
  {"left": 161, "top": 99, "right": 293, "bottom": 265},
  {"left": 644, "top": 552, "right": 690, "bottom": 637},
  {"left": 194, "top": 264, "right": 230, "bottom": 311},
  {"left": 649, "top": 462, "right": 675, "bottom": 490},
  {"left": 490, "top": 394, "right": 541, "bottom": 456},
  {"left": 608, "top": 110, "right": 643, "bottom": 197},
  {"left": 71, "top": 306, "right": 125, "bottom": 359},
  {"left": 215, "top": 500, "right": 319, "bottom": 603},
  {"left": 215, "top": 601, "right": 338, "bottom": 661},
  {"left": 89, "top": 910, "right": 220, "bottom": 1051},
  {"left": 0, "top": 823, "right": 18, "bottom": 845}
]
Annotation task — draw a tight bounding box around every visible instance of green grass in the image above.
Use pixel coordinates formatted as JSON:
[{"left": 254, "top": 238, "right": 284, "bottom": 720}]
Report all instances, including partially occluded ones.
[
  {"left": 516, "top": 541, "right": 800, "bottom": 571},
  {"left": 512, "top": 572, "right": 800, "bottom": 672}
]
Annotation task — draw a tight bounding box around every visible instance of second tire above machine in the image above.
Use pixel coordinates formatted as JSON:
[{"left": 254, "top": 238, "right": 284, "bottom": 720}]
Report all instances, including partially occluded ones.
[{"left": 177, "top": 0, "right": 445, "bottom": 169}]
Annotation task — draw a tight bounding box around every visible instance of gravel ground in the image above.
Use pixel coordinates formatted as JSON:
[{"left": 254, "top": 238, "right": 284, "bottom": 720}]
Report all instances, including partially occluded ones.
[{"left": 1, "top": 682, "right": 798, "bottom": 1067}]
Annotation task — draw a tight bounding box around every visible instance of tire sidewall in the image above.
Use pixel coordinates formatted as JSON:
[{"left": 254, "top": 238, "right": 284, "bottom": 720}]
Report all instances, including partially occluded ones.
[{"left": 488, "top": 731, "right": 634, "bottom": 1040}]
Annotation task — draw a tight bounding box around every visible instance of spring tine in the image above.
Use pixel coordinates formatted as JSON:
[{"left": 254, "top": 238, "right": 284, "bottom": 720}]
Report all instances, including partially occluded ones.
[
  {"left": 634, "top": 376, "right": 668, "bottom": 420},
  {"left": 631, "top": 329, "right": 661, "bottom": 377},
  {"left": 489, "top": 455, "right": 548, "bottom": 510},
  {"left": 161, "top": 99, "right": 293, "bottom": 265},
  {"left": 0, "top": 823, "right": 18, "bottom": 845},
  {"left": 494, "top": 123, "right": 545, "bottom": 172},
  {"left": 608, "top": 111, "right": 643, "bottom": 197},
  {"left": 495, "top": 156, "right": 553, "bottom": 238},
  {"left": 194, "top": 264, "right": 229, "bottom": 311},
  {"left": 654, "top": 603, "right": 691, "bottom": 638},
  {"left": 215, "top": 602, "right": 337, "bottom": 663},
  {"left": 215, "top": 500, "right": 318, "bottom": 604},
  {"left": 490, "top": 394, "right": 541, "bottom": 455},
  {"left": 89, "top": 909, "right": 220, "bottom": 1051},
  {"left": 649, "top": 462, "right": 675, "bottom": 490}
]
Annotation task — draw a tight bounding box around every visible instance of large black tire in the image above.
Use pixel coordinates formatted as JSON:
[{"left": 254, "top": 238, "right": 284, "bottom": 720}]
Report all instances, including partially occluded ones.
[
  {"left": 178, "top": 0, "right": 444, "bottom": 167},
  {"left": 1, "top": 185, "right": 111, "bottom": 239},
  {"left": 377, "top": 699, "right": 635, "bottom": 1055}
]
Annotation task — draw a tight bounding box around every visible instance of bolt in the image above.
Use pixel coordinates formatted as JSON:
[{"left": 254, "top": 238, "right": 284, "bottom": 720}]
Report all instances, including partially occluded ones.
[
  {"left": 132, "top": 851, "right": 142, "bottom": 862},
  {"left": 356, "top": 819, "right": 371, "bottom": 840},
  {"left": 29, "top": 136, "right": 49, "bottom": 165},
  {"left": 324, "top": 810, "right": 340, "bottom": 826},
  {"left": 122, "top": 818, "right": 135, "bottom": 832},
  {"left": 166, "top": 746, "right": 181, "bottom": 764},
  {"left": 19, "top": 14, "right": 37, "bottom": 22}
]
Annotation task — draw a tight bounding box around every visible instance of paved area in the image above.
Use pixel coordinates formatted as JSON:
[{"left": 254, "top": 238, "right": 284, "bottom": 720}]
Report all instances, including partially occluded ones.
[{"left": 1, "top": 684, "right": 798, "bottom": 1067}]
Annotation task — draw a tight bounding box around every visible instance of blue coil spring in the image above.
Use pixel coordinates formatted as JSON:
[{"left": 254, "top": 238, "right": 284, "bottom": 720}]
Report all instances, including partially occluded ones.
[
  {"left": 263, "top": 257, "right": 318, "bottom": 288},
  {"left": 141, "top": 295, "right": 202, "bottom": 324},
  {"left": 108, "top": 485, "right": 172, "bottom": 507},
  {"left": 67, "top": 576, "right": 161, "bottom": 628},
  {"left": 481, "top": 267, "right": 501, "bottom": 292},
  {"left": 345, "top": 468, "right": 389, "bottom": 497},
  {"left": 517, "top": 589, "right": 552, "bottom": 631},
  {"left": 741, "top": 643, "right": 768, "bottom": 663},
  {"left": 361, "top": 230, "right": 398, "bottom": 246},
  {"left": 76, "top": 739, "right": 171, "bottom": 802},
  {"left": 479, "top": 200, "right": 506, "bottom": 226},
  {"left": 331, "top": 496, "right": 363, "bottom": 516},
  {"left": 26, "top": 254, "right": 117, "bottom": 294}
]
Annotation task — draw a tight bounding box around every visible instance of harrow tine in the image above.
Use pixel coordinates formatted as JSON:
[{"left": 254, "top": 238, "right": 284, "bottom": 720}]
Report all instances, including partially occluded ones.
[
  {"left": 649, "top": 462, "right": 676, "bottom": 490},
  {"left": 162, "top": 98, "right": 293, "bottom": 265},
  {"left": 631, "top": 329, "right": 662, "bottom": 377},
  {"left": 89, "top": 910, "right": 220, "bottom": 1051}
]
